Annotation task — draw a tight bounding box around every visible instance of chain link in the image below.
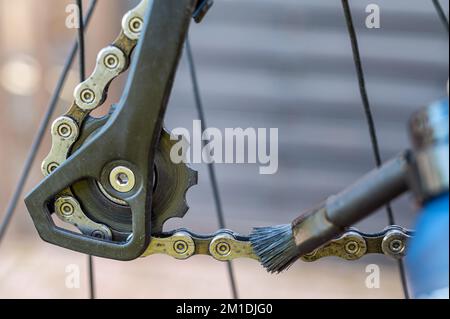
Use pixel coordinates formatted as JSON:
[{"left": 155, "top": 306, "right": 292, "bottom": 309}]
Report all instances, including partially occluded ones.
[
  {"left": 142, "top": 225, "right": 413, "bottom": 262},
  {"left": 301, "top": 225, "right": 413, "bottom": 262}
]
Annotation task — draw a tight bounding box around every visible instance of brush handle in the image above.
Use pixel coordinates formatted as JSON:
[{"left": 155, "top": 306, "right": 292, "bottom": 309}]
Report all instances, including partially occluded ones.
[
  {"left": 326, "top": 154, "right": 409, "bottom": 227},
  {"left": 293, "top": 99, "right": 449, "bottom": 258},
  {"left": 292, "top": 153, "right": 409, "bottom": 255}
]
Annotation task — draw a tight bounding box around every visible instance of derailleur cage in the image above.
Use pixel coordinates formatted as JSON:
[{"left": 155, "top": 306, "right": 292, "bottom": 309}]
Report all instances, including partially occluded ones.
[{"left": 25, "top": 0, "right": 198, "bottom": 261}]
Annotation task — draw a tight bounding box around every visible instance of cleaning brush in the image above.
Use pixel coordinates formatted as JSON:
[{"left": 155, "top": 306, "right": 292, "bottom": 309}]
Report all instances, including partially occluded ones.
[
  {"left": 251, "top": 224, "right": 298, "bottom": 273},
  {"left": 250, "top": 154, "right": 410, "bottom": 273}
]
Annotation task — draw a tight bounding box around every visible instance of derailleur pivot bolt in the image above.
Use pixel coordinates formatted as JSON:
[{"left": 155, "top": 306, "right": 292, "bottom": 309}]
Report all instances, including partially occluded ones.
[
  {"left": 60, "top": 201, "right": 75, "bottom": 217},
  {"left": 109, "top": 166, "right": 136, "bottom": 193}
]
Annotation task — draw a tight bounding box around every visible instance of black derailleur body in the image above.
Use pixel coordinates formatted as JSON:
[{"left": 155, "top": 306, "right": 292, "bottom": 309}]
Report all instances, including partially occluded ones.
[{"left": 25, "top": 0, "right": 200, "bottom": 260}]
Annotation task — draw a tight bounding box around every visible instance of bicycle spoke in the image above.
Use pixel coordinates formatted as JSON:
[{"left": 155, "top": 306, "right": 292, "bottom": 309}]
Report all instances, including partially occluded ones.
[
  {"left": 185, "top": 37, "right": 239, "bottom": 299},
  {"left": 0, "top": 0, "right": 98, "bottom": 246},
  {"left": 88, "top": 253, "right": 95, "bottom": 298},
  {"left": 432, "top": 0, "right": 449, "bottom": 33},
  {"left": 77, "top": 0, "right": 86, "bottom": 82},
  {"left": 341, "top": 0, "right": 410, "bottom": 299},
  {"left": 76, "top": 0, "right": 96, "bottom": 300}
]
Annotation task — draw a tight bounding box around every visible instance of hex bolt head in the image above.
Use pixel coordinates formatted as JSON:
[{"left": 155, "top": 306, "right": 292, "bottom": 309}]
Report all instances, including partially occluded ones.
[
  {"left": 60, "top": 202, "right": 75, "bottom": 217},
  {"left": 109, "top": 166, "right": 136, "bottom": 193}
]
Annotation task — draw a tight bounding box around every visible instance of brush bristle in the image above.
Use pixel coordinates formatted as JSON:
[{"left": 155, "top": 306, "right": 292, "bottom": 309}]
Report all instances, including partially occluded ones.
[{"left": 250, "top": 224, "right": 300, "bottom": 273}]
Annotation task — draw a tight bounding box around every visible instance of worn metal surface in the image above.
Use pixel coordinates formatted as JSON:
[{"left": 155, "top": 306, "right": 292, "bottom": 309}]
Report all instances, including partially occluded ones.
[{"left": 408, "top": 99, "right": 449, "bottom": 202}]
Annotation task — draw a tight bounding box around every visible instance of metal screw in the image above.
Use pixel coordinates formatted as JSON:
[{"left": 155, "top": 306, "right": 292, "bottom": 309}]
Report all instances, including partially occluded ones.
[
  {"left": 80, "top": 88, "right": 95, "bottom": 104},
  {"left": 109, "top": 166, "right": 136, "bottom": 193},
  {"left": 345, "top": 241, "right": 359, "bottom": 255},
  {"left": 104, "top": 53, "right": 119, "bottom": 69},
  {"left": 173, "top": 240, "right": 189, "bottom": 255},
  {"left": 129, "top": 17, "right": 143, "bottom": 33},
  {"left": 117, "top": 173, "right": 129, "bottom": 185},
  {"left": 60, "top": 202, "right": 75, "bottom": 217}
]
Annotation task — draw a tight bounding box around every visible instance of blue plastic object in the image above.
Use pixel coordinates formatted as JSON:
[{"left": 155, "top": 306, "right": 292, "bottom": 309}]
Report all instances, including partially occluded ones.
[{"left": 406, "top": 193, "right": 449, "bottom": 298}]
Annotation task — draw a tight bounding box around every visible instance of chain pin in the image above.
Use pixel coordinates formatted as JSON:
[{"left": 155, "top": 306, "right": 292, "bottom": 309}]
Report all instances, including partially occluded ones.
[
  {"left": 104, "top": 54, "right": 119, "bottom": 69},
  {"left": 80, "top": 88, "right": 95, "bottom": 104},
  {"left": 173, "top": 239, "right": 189, "bottom": 255},
  {"left": 345, "top": 240, "right": 360, "bottom": 255},
  {"left": 57, "top": 123, "right": 73, "bottom": 138},
  {"left": 47, "top": 162, "right": 59, "bottom": 174},
  {"left": 60, "top": 202, "right": 75, "bottom": 217},
  {"left": 389, "top": 239, "right": 404, "bottom": 253},
  {"left": 129, "top": 17, "right": 143, "bottom": 33}
]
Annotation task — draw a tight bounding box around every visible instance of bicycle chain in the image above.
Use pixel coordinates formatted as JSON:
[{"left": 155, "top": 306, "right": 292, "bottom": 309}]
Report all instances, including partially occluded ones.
[
  {"left": 42, "top": 0, "right": 413, "bottom": 263},
  {"left": 143, "top": 225, "right": 413, "bottom": 262},
  {"left": 42, "top": 0, "right": 149, "bottom": 239}
]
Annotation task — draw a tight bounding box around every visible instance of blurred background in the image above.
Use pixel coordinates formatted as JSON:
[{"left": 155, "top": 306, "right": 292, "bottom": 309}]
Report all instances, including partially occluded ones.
[{"left": 0, "top": 0, "right": 448, "bottom": 298}]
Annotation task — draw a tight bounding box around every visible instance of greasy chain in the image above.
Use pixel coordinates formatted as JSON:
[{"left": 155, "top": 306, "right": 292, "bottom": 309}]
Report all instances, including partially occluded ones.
[
  {"left": 143, "top": 225, "right": 413, "bottom": 262},
  {"left": 43, "top": 0, "right": 413, "bottom": 263}
]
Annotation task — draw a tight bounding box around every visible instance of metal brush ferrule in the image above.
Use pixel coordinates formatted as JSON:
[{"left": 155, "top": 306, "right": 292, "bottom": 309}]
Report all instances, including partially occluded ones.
[
  {"left": 292, "top": 154, "right": 410, "bottom": 256},
  {"left": 408, "top": 99, "right": 449, "bottom": 203},
  {"left": 292, "top": 203, "right": 342, "bottom": 256}
]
